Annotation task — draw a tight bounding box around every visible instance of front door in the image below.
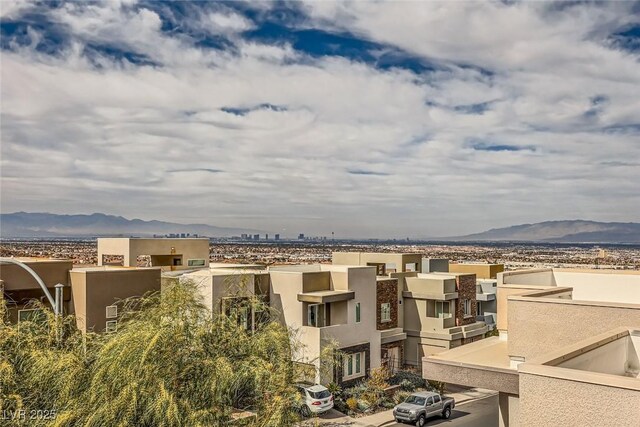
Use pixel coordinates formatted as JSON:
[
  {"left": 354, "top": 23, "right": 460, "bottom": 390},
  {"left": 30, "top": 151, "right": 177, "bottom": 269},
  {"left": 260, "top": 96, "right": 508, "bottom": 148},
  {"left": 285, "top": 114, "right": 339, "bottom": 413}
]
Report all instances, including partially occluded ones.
[{"left": 388, "top": 346, "right": 400, "bottom": 373}]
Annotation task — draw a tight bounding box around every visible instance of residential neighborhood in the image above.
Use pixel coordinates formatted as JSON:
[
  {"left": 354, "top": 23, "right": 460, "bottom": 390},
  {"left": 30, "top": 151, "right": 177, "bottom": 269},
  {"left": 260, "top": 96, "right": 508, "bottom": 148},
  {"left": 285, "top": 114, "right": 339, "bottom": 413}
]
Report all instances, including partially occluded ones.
[{"left": 3, "top": 237, "right": 638, "bottom": 425}]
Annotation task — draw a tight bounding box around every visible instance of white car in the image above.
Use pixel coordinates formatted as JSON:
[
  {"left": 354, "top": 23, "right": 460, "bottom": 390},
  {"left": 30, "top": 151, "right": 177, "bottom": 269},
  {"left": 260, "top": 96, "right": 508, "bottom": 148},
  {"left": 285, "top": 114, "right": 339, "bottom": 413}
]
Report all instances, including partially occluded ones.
[{"left": 296, "top": 383, "right": 334, "bottom": 416}]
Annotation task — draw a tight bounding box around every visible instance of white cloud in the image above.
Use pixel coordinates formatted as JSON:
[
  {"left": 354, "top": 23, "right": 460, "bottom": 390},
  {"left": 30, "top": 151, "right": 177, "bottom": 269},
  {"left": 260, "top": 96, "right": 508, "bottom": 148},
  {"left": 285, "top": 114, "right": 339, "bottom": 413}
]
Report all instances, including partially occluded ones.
[{"left": 1, "top": 1, "right": 639, "bottom": 237}]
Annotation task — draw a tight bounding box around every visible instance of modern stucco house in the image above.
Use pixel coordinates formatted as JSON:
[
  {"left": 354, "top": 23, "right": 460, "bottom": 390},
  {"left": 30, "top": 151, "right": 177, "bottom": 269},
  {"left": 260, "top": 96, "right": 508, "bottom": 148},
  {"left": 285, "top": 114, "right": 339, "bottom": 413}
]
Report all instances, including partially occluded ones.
[
  {"left": 332, "top": 252, "right": 497, "bottom": 370},
  {"left": 1, "top": 257, "right": 161, "bottom": 333},
  {"left": 269, "top": 264, "right": 383, "bottom": 387},
  {"left": 422, "top": 268, "right": 640, "bottom": 427},
  {"left": 97, "top": 237, "right": 210, "bottom": 270}
]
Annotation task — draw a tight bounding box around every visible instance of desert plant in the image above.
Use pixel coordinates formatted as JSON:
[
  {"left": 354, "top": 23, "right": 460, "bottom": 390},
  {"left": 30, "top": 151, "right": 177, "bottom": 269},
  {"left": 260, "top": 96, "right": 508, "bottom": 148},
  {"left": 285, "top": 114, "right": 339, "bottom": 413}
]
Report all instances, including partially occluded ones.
[
  {"left": 392, "top": 390, "right": 412, "bottom": 404},
  {"left": 346, "top": 396, "right": 359, "bottom": 412},
  {"left": 399, "top": 379, "right": 416, "bottom": 392},
  {"left": 0, "top": 281, "right": 302, "bottom": 426}
]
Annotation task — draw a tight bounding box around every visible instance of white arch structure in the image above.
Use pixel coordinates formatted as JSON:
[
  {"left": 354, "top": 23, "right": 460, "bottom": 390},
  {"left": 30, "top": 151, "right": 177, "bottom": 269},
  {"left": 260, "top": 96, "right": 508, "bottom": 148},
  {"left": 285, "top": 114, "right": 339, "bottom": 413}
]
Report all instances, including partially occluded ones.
[{"left": 0, "top": 257, "right": 63, "bottom": 315}]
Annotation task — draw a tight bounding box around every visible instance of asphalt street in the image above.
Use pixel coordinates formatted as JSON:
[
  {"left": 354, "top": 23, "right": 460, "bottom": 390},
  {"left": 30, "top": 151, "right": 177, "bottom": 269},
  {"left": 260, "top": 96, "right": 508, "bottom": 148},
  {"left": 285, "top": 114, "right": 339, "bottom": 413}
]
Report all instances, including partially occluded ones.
[{"left": 382, "top": 395, "right": 499, "bottom": 427}]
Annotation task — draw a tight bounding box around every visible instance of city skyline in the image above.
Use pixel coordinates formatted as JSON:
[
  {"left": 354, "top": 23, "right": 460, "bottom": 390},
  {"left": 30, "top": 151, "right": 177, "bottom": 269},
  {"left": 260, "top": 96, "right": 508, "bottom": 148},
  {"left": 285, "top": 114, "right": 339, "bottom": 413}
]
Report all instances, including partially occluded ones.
[{"left": 2, "top": 1, "right": 639, "bottom": 238}]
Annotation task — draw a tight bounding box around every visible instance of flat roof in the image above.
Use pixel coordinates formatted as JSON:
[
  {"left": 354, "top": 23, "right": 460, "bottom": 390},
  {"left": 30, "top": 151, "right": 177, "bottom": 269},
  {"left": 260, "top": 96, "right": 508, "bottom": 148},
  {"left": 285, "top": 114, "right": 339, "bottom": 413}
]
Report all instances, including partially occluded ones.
[
  {"left": 2, "top": 257, "right": 72, "bottom": 263},
  {"left": 71, "top": 266, "right": 161, "bottom": 273},
  {"left": 297, "top": 290, "right": 355, "bottom": 304},
  {"left": 427, "top": 336, "right": 512, "bottom": 371}
]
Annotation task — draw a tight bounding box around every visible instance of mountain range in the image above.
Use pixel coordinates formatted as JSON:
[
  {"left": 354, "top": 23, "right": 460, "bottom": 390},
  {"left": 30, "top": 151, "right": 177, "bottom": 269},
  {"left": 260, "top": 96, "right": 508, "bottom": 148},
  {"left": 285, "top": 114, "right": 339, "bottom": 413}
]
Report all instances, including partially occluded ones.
[
  {"left": 1, "top": 213, "right": 638, "bottom": 243},
  {"left": 0, "top": 212, "right": 260, "bottom": 238},
  {"left": 447, "top": 220, "right": 640, "bottom": 243}
]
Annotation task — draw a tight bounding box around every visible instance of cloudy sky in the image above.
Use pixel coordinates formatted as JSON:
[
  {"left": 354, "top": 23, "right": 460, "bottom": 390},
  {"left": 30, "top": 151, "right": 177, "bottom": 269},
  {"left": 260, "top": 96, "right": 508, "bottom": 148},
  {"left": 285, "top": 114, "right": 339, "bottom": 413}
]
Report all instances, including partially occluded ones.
[{"left": 1, "top": 1, "right": 639, "bottom": 238}]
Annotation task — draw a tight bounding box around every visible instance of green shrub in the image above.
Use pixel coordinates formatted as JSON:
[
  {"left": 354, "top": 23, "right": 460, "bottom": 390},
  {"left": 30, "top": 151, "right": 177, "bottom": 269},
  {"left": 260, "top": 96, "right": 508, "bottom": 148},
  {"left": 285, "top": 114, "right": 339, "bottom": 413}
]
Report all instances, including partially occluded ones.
[
  {"left": 356, "top": 399, "right": 370, "bottom": 412},
  {"left": 399, "top": 379, "right": 416, "bottom": 392},
  {"left": 389, "top": 370, "right": 426, "bottom": 389}
]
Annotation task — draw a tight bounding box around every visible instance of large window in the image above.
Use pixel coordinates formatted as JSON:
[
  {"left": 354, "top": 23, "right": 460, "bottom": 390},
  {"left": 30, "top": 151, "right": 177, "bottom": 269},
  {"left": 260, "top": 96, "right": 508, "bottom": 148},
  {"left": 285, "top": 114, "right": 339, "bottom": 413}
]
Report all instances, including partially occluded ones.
[
  {"left": 428, "top": 300, "right": 452, "bottom": 318},
  {"left": 308, "top": 304, "right": 326, "bottom": 327},
  {"left": 18, "top": 308, "right": 45, "bottom": 324},
  {"left": 462, "top": 299, "right": 472, "bottom": 317},
  {"left": 381, "top": 303, "right": 391, "bottom": 322},
  {"left": 343, "top": 352, "right": 365, "bottom": 380},
  {"left": 187, "top": 259, "right": 206, "bottom": 267},
  {"left": 223, "top": 297, "right": 253, "bottom": 331},
  {"left": 355, "top": 302, "right": 361, "bottom": 323},
  {"left": 477, "top": 301, "right": 483, "bottom": 315}
]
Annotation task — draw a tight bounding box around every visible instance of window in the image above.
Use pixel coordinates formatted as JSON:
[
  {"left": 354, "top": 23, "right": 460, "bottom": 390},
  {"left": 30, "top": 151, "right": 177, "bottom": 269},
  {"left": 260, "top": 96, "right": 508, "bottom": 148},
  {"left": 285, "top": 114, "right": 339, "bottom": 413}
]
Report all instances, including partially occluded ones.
[
  {"left": 172, "top": 257, "right": 182, "bottom": 266},
  {"left": 426, "top": 397, "right": 434, "bottom": 406},
  {"left": 405, "top": 262, "right": 417, "bottom": 272},
  {"left": 355, "top": 302, "right": 361, "bottom": 323},
  {"left": 462, "top": 299, "right": 472, "bottom": 317},
  {"left": 106, "top": 305, "right": 118, "bottom": 319},
  {"left": 367, "top": 263, "right": 386, "bottom": 275},
  {"left": 343, "top": 352, "right": 365, "bottom": 380},
  {"left": 187, "top": 259, "right": 206, "bottom": 267},
  {"left": 477, "top": 301, "right": 483, "bottom": 315},
  {"left": 18, "top": 308, "right": 45, "bottom": 324},
  {"left": 105, "top": 320, "right": 117, "bottom": 333},
  {"left": 224, "top": 297, "right": 253, "bottom": 331},
  {"left": 381, "top": 303, "right": 391, "bottom": 322},
  {"left": 434, "top": 395, "right": 441, "bottom": 403},
  {"left": 308, "top": 304, "right": 326, "bottom": 327},
  {"left": 433, "top": 301, "right": 451, "bottom": 318}
]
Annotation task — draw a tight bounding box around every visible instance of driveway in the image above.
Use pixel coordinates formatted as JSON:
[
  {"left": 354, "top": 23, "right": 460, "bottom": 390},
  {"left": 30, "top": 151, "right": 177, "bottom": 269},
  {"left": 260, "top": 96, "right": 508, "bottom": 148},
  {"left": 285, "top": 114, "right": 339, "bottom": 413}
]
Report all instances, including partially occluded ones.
[{"left": 298, "top": 393, "right": 498, "bottom": 427}]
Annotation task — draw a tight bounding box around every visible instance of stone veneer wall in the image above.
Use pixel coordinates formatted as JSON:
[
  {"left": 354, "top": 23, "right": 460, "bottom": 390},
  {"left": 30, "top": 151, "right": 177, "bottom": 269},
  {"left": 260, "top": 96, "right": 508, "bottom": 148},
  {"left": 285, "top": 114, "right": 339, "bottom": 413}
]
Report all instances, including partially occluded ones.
[
  {"left": 381, "top": 341, "right": 404, "bottom": 370},
  {"left": 376, "top": 279, "right": 398, "bottom": 330},
  {"left": 334, "top": 343, "right": 371, "bottom": 388},
  {"left": 455, "top": 274, "right": 477, "bottom": 326}
]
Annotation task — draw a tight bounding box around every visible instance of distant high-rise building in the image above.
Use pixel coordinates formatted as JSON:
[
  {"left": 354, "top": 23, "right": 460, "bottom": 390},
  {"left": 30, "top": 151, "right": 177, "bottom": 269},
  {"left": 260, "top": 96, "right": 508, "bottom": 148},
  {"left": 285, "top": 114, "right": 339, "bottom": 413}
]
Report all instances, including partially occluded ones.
[
  {"left": 253, "top": 234, "right": 260, "bottom": 241},
  {"left": 265, "top": 234, "right": 269, "bottom": 240},
  {"left": 274, "top": 234, "right": 280, "bottom": 241},
  {"left": 298, "top": 233, "right": 305, "bottom": 240}
]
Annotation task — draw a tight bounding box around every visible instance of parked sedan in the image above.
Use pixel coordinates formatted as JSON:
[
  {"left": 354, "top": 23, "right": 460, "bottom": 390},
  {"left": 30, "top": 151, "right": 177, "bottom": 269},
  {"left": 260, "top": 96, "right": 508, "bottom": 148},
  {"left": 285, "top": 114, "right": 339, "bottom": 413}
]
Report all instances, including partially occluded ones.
[{"left": 295, "top": 383, "right": 334, "bottom": 417}]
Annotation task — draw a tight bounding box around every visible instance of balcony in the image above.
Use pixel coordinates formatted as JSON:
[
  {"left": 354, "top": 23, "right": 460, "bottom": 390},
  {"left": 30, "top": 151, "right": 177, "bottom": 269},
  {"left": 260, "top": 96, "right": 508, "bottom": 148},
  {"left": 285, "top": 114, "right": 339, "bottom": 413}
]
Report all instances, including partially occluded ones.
[
  {"left": 424, "top": 313, "right": 456, "bottom": 331},
  {"left": 404, "top": 276, "right": 458, "bottom": 301},
  {"left": 297, "top": 290, "right": 355, "bottom": 304},
  {"left": 380, "top": 327, "right": 407, "bottom": 344}
]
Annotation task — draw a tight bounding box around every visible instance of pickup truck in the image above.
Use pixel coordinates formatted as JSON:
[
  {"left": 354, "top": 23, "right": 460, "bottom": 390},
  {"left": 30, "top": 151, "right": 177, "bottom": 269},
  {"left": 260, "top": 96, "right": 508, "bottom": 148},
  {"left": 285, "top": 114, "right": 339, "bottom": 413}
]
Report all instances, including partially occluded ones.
[{"left": 392, "top": 391, "right": 455, "bottom": 426}]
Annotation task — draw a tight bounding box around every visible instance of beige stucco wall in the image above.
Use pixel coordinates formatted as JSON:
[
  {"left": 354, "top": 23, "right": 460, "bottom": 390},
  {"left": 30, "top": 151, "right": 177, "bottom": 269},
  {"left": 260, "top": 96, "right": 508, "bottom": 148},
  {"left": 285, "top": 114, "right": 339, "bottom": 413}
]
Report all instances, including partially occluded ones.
[
  {"left": 70, "top": 268, "right": 161, "bottom": 332},
  {"left": 302, "top": 271, "right": 331, "bottom": 292},
  {"left": 499, "top": 269, "right": 556, "bottom": 287},
  {"left": 332, "top": 252, "right": 422, "bottom": 272},
  {"left": 0, "top": 260, "right": 72, "bottom": 290},
  {"left": 553, "top": 271, "right": 640, "bottom": 304},
  {"left": 270, "top": 266, "right": 381, "bottom": 384},
  {"left": 331, "top": 252, "right": 361, "bottom": 266},
  {"left": 98, "top": 238, "right": 209, "bottom": 269},
  {"left": 519, "top": 371, "right": 640, "bottom": 427},
  {"left": 449, "top": 263, "right": 504, "bottom": 279},
  {"left": 496, "top": 285, "right": 556, "bottom": 333},
  {"left": 508, "top": 297, "right": 640, "bottom": 361},
  {"left": 186, "top": 271, "right": 262, "bottom": 314}
]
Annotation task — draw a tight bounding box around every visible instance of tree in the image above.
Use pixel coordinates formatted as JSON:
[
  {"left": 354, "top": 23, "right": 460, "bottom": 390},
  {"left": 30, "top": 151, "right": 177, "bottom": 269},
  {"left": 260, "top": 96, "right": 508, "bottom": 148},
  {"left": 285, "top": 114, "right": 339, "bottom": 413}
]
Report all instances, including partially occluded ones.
[{"left": 0, "top": 281, "right": 300, "bottom": 426}]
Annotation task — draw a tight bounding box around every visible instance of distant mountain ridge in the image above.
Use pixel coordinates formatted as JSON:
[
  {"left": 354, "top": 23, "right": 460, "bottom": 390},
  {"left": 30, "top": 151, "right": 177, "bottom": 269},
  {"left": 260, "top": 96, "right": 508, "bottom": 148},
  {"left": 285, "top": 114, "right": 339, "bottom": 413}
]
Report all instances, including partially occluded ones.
[
  {"left": 0, "top": 212, "right": 261, "bottom": 238},
  {"left": 447, "top": 220, "right": 640, "bottom": 243}
]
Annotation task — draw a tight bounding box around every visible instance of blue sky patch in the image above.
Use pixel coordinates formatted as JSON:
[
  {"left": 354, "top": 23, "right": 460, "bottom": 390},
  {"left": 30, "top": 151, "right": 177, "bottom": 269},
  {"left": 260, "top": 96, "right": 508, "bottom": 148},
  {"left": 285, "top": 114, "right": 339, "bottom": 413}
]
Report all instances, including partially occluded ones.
[
  {"left": 221, "top": 104, "right": 288, "bottom": 116},
  {"left": 347, "top": 169, "right": 390, "bottom": 176},
  {"left": 470, "top": 140, "right": 536, "bottom": 152}
]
